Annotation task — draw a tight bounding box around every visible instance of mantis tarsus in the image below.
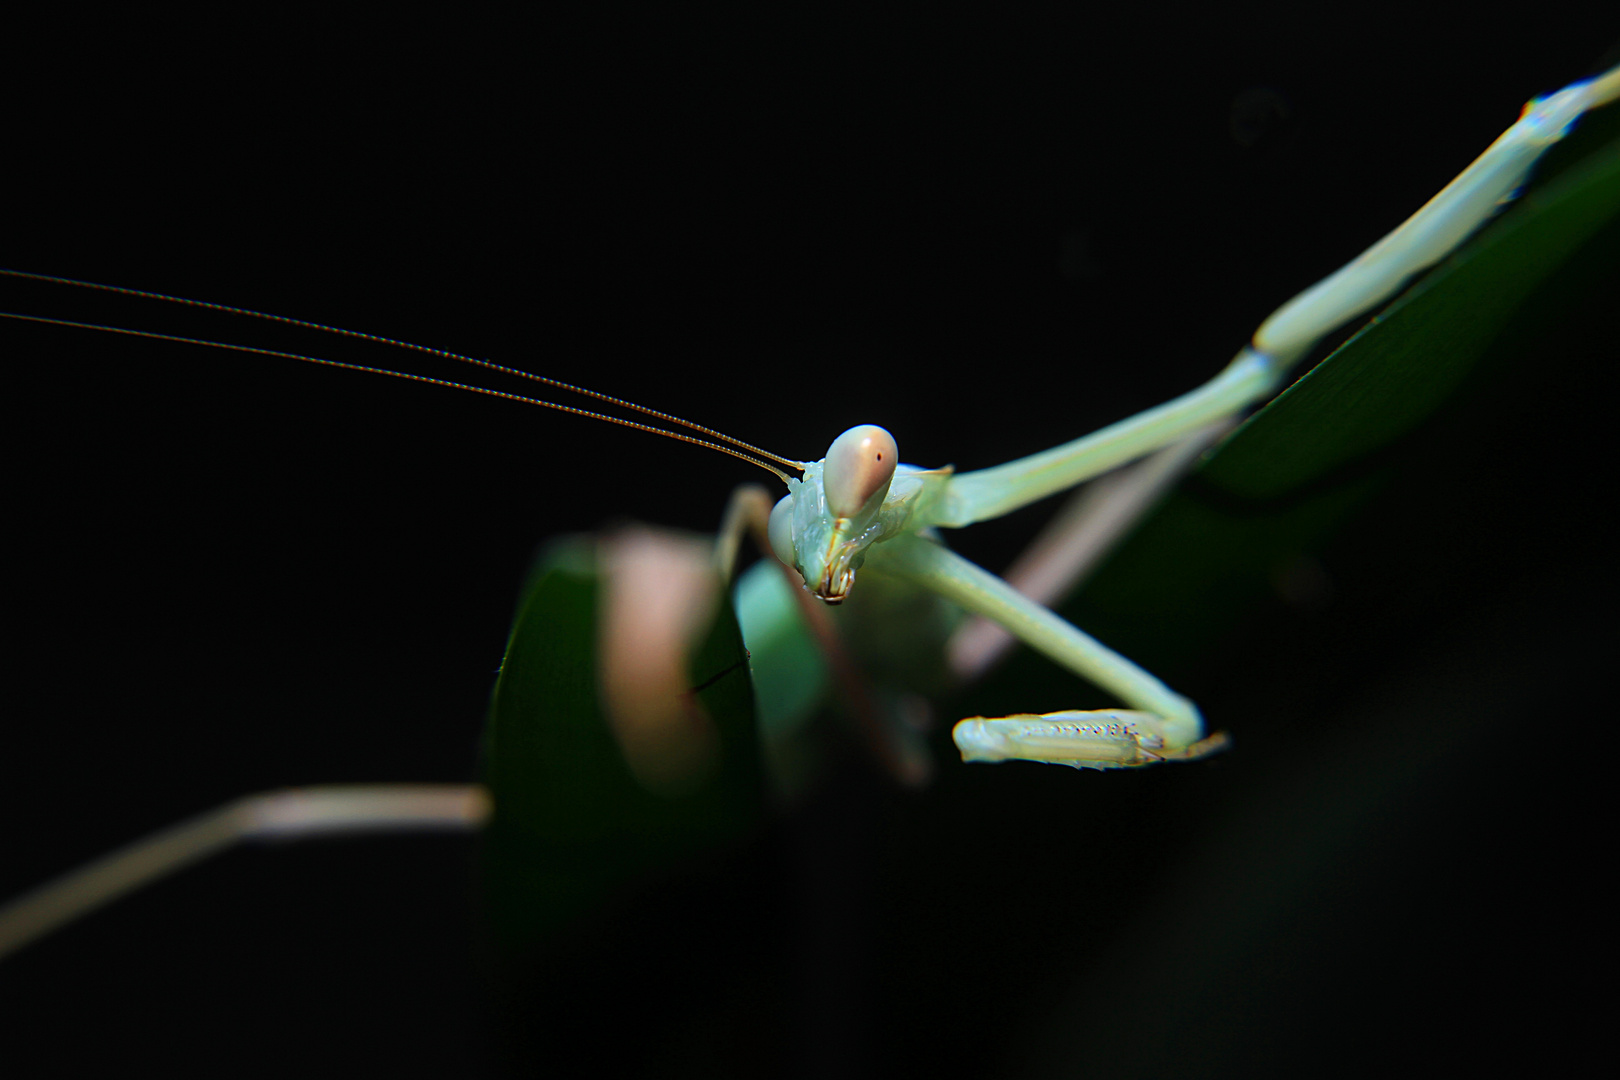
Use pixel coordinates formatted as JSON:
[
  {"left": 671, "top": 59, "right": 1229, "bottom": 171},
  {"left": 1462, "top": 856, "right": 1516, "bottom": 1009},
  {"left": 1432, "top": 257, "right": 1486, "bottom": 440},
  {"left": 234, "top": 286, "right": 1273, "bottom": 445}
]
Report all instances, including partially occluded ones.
[{"left": 4, "top": 17, "right": 1616, "bottom": 1076}]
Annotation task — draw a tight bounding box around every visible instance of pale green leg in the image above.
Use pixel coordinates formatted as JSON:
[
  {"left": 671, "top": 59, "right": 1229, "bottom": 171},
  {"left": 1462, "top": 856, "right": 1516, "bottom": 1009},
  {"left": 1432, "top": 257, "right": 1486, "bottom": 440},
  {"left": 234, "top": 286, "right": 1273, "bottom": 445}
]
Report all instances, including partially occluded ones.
[
  {"left": 870, "top": 532, "right": 1211, "bottom": 766},
  {"left": 933, "top": 348, "right": 1278, "bottom": 527},
  {"left": 929, "top": 64, "right": 1620, "bottom": 534},
  {"left": 948, "top": 418, "right": 1235, "bottom": 681}
]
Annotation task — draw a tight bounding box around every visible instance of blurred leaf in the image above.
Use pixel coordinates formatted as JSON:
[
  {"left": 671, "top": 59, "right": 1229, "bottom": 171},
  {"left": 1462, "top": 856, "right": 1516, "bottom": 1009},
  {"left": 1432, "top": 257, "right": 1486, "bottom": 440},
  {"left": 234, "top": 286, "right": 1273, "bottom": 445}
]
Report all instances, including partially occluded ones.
[{"left": 480, "top": 537, "right": 764, "bottom": 954}]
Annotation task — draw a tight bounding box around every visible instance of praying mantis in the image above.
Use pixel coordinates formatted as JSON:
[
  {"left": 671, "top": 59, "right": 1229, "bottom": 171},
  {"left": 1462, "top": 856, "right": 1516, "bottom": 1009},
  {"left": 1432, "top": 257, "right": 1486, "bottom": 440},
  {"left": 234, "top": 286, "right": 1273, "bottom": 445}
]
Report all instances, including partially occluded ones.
[{"left": 5, "top": 11, "right": 1617, "bottom": 1076}]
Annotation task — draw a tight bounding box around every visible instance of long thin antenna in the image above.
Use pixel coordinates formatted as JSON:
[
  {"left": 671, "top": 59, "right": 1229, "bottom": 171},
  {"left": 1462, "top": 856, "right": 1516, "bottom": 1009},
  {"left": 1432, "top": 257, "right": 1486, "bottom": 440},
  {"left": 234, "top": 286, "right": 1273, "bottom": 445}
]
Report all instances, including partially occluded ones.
[
  {"left": 2, "top": 310, "right": 796, "bottom": 484},
  {"left": 0, "top": 268, "right": 805, "bottom": 482}
]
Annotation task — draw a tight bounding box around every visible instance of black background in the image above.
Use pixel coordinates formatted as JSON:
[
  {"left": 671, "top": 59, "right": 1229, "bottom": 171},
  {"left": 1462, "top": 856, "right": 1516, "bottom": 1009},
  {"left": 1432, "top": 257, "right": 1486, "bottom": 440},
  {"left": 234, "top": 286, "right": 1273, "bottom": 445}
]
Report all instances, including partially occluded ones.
[{"left": 2, "top": 6, "right": 1615, "bottom": 1077}]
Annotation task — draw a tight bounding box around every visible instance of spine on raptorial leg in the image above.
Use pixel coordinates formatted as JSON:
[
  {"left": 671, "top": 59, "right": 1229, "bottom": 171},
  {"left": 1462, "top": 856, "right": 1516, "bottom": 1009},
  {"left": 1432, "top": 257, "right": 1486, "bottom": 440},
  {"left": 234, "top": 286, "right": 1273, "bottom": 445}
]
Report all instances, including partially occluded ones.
[{"left": 952, "top": 710, "right": 1230, "bottom": 770}]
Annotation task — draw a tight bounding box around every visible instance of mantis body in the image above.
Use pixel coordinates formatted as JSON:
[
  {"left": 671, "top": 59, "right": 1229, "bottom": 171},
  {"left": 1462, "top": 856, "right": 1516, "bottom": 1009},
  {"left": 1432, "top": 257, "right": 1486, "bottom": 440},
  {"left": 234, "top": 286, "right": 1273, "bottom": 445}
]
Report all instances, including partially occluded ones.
[
  {"left": 721, "top": 60, "right": 1620, "bottom": 775},
  {"left": 6, "top": 16, "right": 1613, "bottom": 1075}
]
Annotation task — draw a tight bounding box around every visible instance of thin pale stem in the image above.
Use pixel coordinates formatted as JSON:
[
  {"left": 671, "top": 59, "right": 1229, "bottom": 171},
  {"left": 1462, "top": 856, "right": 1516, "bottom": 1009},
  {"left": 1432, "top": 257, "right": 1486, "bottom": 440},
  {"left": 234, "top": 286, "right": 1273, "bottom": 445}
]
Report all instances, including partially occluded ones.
[{"left": 0, "top": 784, "right": 490, "bottom": 962}]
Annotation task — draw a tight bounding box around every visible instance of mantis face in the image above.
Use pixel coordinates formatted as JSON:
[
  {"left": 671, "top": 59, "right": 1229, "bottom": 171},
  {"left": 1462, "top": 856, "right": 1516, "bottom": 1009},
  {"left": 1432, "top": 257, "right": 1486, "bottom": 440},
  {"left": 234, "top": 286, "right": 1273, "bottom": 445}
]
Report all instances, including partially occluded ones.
[
  {"left": 768, "top": 424, "right": 954, "bottom": 603},
  {"left": 769, "top": 424, "right": 899, "bottom": 602}
]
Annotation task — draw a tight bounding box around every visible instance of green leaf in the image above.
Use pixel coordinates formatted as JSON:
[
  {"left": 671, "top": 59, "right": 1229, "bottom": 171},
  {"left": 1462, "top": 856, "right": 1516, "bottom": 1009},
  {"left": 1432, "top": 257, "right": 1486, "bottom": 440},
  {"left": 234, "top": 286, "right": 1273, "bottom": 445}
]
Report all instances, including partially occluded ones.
[{"left": 479, "top": 537, "right": 765, "bottom": 954}]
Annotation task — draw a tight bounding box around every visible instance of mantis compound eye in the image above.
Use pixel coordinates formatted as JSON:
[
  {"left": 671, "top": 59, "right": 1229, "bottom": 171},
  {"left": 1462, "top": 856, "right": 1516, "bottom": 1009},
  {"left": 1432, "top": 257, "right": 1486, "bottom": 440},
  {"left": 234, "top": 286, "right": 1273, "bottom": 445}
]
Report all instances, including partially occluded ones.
[
  {"left": 768, "top": 493, "right": 797, "bottom": 567},
  {"left": 824, "top": 424, "right": 898, "bottom": 519}
]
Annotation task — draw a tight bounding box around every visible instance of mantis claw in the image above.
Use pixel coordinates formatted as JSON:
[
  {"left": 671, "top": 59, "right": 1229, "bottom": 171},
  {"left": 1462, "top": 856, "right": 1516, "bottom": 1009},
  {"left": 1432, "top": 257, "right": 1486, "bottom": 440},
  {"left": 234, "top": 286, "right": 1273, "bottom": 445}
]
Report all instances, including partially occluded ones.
[{"left": 952, "top": 711, "right": 1231, "bottom": 770}]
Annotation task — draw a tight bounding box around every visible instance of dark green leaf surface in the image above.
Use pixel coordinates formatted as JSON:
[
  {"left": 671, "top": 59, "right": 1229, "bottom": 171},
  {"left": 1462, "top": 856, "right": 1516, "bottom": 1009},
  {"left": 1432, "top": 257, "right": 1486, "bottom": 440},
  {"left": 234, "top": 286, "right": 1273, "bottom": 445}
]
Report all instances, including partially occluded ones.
[{"left": 480, "top": 538, "right": 764, "bottom": 953}]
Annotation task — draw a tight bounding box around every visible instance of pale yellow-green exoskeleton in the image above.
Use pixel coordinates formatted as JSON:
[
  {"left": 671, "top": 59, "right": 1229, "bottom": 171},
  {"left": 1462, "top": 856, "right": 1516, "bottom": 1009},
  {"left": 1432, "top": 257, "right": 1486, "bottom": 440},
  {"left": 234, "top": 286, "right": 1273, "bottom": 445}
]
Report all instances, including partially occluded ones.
[
  {"left": 2, "top": 61, "right": 1616, "bottom": 964},
  {"left": 723, "top": 63, "right": 1620, "bottom": 776}
]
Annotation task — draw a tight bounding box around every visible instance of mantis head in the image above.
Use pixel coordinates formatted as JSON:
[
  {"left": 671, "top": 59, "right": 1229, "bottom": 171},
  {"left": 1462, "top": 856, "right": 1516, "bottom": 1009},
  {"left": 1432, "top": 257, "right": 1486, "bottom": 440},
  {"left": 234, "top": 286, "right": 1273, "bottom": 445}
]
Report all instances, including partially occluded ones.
[{"left": 769, "top": 424, "right": 899, "bottom": 603}]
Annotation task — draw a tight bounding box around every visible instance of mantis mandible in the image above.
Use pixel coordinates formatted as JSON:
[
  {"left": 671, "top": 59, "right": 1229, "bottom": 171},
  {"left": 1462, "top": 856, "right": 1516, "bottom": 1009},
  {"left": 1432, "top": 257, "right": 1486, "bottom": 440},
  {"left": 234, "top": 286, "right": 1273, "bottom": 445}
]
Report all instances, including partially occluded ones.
[{"left": 3, "top": 25, "right": 1620, "bottom": 1075}]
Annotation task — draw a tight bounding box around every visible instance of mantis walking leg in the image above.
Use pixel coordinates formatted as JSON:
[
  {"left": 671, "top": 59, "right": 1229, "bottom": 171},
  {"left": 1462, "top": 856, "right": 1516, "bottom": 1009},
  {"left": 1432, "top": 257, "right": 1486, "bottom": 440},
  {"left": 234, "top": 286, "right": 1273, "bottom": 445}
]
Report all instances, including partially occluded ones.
[
  {"left": 947, "top": 420, "right": 1237, "bottom": 680},
  {"left": 822, "top": 64, "right": 1620, "bottom": 769},
  {"left": 935, "top": 66, "right": 1620, "bottom": 534}
]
